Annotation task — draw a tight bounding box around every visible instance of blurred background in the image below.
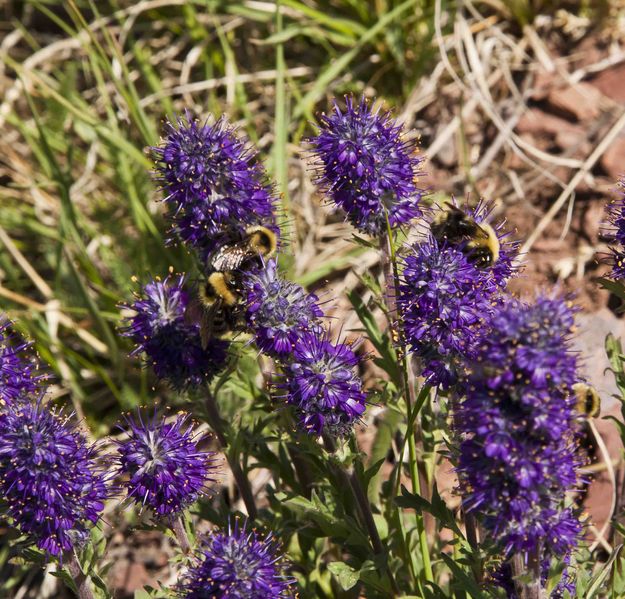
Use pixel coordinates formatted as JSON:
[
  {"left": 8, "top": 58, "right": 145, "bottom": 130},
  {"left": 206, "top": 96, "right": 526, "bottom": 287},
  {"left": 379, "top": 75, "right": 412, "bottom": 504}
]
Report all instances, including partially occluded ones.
[{"left": 1, "top": 0, "right": 625, "bottom": 596}]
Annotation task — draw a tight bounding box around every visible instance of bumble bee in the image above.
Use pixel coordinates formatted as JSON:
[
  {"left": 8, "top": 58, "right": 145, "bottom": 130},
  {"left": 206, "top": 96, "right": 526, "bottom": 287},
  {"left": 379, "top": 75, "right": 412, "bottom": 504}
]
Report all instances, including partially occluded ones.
[
  {"left": 186, "top": 225, "right": 277, "bottom": 347},
  {"left": 431, "top": 203, "right": 500, "bottom": 268},
  {"left": 185, "top": 272, "right": 242, "bottom": 348},
  {"left": 208, "top": 225, "right": 277, "bottom": 273},
  {"left": 572, "top": 382, "right": 601, "bottom": 419}
]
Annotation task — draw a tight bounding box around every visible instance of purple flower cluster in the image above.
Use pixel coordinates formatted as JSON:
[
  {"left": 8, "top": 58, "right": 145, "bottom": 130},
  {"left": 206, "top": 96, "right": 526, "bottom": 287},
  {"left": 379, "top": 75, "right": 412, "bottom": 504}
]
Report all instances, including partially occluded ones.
[
  {"left": 244, "top": 259, "right": 323, "bottom": 359},
  {"left": 456, "top": 295, "right": 583, "bottom": 561},
  {"left": 177, "top": 520, "right": 295, "bottom": 598},
  {"left": 398, "top": 236, "right": 501, "bottom": 388},
  {"left": 281, "top": 333, "right": 367, "bottom": 437},
  {"left": 121, "top": 275, "right": 228, "bottom": 389},
  {"left": 0, "top": 319, "right": 43, "bottom": 405},
  {"left": 309, "top": 96, "right": 424, "bottom": 236},
  {"left": 151, "top": 114, "right": 277, "bottom": 256},
  {"left": 489, "top": 553, "right": 576, "bottom": 599},
  {"left": 605, "top": 179, "right": 625, "bottom": 279},
  {"left": 115, "top": 412, "right": 218, "bottom": 517},
  {"left": 0, "top": 401, "right": 108, "bottom": 557}
]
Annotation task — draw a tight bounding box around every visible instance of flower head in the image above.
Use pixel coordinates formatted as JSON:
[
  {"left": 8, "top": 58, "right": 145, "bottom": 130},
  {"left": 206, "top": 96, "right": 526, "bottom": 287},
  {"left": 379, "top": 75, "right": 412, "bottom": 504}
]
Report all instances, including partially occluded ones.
[
  {"left": 115, "top": 412, "right": 218, "bottom": 517},
  {"left": 151, "top": 114, "right": 277, "bottom": 256},
  {"left": 0, "top": 319, "right": 44, "bottom": 405},
  {"left": 281, "top": 333, "right": 367, "bottom": 437},
  {"left": 398, "top": 236, "right": 502, "bottom": 387},
  {"left": 455, "top": 295, "right": 583, "bottom": 558},
  {"left": 121, "top": 275, "right": 228, "bottom": 389},
  {"left": 244, "top": 259, "right": 323, "bottom": 359},
  {"left": 309, "top": 96, "right": 424, "bottom": 235},
  {"left": 605, "top": 180, "right": 625, "bottom": 279},
  {"left": 177, "top": 520, "right": 295, "bottom": 598},
  {"left": 0, "top": 401, "right": 108, "bottom": 557}
]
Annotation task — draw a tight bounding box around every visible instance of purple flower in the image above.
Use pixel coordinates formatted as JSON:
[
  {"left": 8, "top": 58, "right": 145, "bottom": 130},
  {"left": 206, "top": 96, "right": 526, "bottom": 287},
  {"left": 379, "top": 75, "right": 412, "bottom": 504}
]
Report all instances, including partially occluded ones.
[
  {"left": 309, "top": 96, "right": 424, "bottom": 236},
  {"left": 0, "top": 401, "right": 108, "bottom": 557},
  {"left": 121, "top": 275, "right": 228, "bottom": 389},
  {"left": 115, "top": 412, "right": 218, "bottom": 517},
  {"left": 488, "top": 553, "right": 577, "bottom": 598},
  {"left": 151, "top": 113, "right": 277, "bottom": 256},
  {"left": 0, "top": 318, "right": 44, "bottom": 405},
  {"left": 244, "top": 259, "right": 323, "bottom": 359},
  {"left": 281, "top": 333, "right": 367, "bottom": 437},
  {"left": 455, "top": 295, "right": 583, "bottom": 559},
  {"left": 605, "top": 180, "right": 625, "bottom": 279},
  {"left": 397, "top": 236, "right": 502, "bottom": 387},
  {"left": 177, "top": 520, "right": 295, "bottom": 598}
]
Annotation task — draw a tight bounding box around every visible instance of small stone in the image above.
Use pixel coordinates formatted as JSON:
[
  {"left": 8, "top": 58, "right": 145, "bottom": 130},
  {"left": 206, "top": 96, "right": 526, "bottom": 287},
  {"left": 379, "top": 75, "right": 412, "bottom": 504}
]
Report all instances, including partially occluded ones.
[
  {"left": 591, "top": 63, "right": 625, "bottom": 104},
  {"left": 547, "top": 83, "right": 603, "bottom": 122},
  {"left": 600, "top": 134, "right": 625, "bottom": 180},
  {"left": 517, "top": 108, "right": 580, "bottom": 135}
]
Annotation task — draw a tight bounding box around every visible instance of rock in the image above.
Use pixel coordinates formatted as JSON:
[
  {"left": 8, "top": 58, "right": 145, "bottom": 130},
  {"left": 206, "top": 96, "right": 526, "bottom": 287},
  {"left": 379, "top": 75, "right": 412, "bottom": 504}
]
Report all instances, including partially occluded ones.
[
  {"left": 591, "top": 62, "right": 625, "bottom": 104},
  {"left": 124, "top": 562, "right": 150, "bottom": 593},
  {"left": 517, "top": 108, "right": 579, "bottom": 136},
  {"left": 574, "top": 308, "right": 625, "bottom": 411},
  {"left": 530, "top": 69, "right": 562, "bottom": 101},
  {"left": 547, "top": 82, "right": 603, "bottom": 122},
  {"left": 555, "top": 126, "right": 591, "bottom": 157},
  {"left": 600, "top": 134, "right": 625, "bottom": 180},
  {"left": 583, "top": 403, "right": 624, "bottom": 536}
]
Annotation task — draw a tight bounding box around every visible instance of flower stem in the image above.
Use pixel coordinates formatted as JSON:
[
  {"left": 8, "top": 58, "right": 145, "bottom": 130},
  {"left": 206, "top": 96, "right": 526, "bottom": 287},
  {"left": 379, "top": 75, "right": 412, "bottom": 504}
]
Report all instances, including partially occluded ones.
[
  {"left": 511, "top": 551, "right": 544, "bottom": 599},
  {"left": 171, "top": 515, "right": 191, "bottom": 554},
  {"left": 65, "top": 553, "right": 95, "bottom": 599},
  {"left": 380, "top": 222, "right": 434, "bottom": 585},
  {"left": 323, "top": 434, "right": 399, "bottom": 596},
  {"left": 204, "top": 389, "right": 258, "bottom": 520}
]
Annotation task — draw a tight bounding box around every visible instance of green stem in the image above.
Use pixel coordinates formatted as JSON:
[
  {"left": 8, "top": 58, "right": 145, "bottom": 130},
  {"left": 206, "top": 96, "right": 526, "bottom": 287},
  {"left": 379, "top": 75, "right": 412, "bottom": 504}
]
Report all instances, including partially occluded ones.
[
  {"left": 171, "top": 515, "right": 191, "bottom": 554},
  {"left": 323, "top": 434, "right": 399, "bottom": 596},
  {"left": 381, "top": 218, "right": 434, "bottom": 585},
  {"left": 204, "top": 389, "right": 258, "bottom": 520},
  {"left": 65, "top": 553, "right": 96, "bottom": 599}
]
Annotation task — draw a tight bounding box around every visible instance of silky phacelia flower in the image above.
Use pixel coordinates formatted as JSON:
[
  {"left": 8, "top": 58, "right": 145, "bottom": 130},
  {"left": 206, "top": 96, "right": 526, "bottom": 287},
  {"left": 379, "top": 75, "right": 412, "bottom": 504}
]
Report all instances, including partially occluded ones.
[
  {"left": 605, "top": 179, "right": 625, "bottom": 279},
  {"left": 177, "top": 520, "right": 295, "bottom": 598},
  {"left": 151, "top": 113, "right": 277, "bottom": 256},
  {"left": 397, "top": 236, "right": 502, "bottom": 388},
  {"left": 455, "top": 295, "right": 583, "bottom": 560},
  {"left": 309, "top": 95, "right": 424, "bottom": 236},
  {"left": 244, "top": 259, "right": 323, "bottom": 359},
  {"left": 0, "top": 401, "right": 108, "bottom": 557},
  {"left": 115, "top": 412, "right": 218, "bottom": 516},
  {"left": 427, "top": 199, "right": 519, "bottom": 286},
  {"left": 121, "top": 275, "right": 228, "bottom": 389},
  {"left": 488, "top": 554, "right": 577, "bottom": 599},
  {"left": 486, "top": 553, "right": 576, "bottom": 599},
  {"left": 0, "top": 319, "right": 43, "bottom": 405},
  {"left": 281, "top": 333, "right": 366, "bottom": 437}
]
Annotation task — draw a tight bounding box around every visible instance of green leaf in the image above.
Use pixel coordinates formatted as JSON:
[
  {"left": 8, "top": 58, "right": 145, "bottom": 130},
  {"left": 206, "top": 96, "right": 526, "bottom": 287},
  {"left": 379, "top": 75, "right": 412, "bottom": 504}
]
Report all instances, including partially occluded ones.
[
  {"left": 293, "top": 0, "right": 420, "bottom": 119},
  {"left": 585, "top": 544, "right": 622, "bottom": 598},
  {"left": 597, "top": 277, "right": 625, "bottom": 300},
  {"left": 327, "top": 561, "right": 360, "bottom": 590},
  {"left": 440, "top": 553, "right": 486, "bottom": 598},
  {"left": 396, "top": 484, "right": 462, "bottom": 536},
  {"left": 347, "top": 290, "right": 401, "bottom": 385}
]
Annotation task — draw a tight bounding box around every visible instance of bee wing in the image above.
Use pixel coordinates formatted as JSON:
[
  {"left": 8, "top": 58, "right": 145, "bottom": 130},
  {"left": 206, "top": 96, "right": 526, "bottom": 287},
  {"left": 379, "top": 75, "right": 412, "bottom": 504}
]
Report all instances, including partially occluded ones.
[{"left": 184, "top": 297, "right": 206, "bottom": 326}]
